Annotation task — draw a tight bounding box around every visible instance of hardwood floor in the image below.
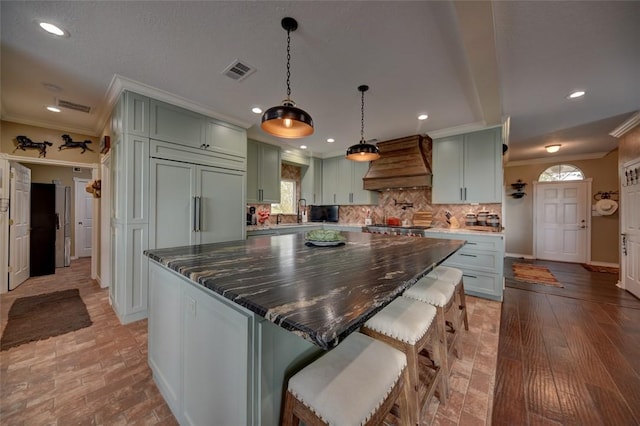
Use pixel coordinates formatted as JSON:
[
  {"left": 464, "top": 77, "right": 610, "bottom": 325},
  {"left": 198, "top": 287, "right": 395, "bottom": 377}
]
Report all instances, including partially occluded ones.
[{"left": 493, "top": 257, "right": 640, "bottom": 425}]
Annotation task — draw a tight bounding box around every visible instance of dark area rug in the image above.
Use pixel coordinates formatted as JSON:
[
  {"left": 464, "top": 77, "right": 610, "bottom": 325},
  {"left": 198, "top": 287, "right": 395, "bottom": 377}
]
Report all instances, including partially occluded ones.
[
  {"left": 581, "top": 264, "right": 619, "bottom": 274},
  {"left": 1, "top": 288, "right": 92, "bottom": 351}
]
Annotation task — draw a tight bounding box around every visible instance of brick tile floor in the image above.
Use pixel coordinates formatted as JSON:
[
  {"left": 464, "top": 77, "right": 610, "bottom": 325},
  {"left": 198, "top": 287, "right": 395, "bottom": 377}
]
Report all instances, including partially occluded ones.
[{"left": 1, "top": 258, "right": 500, "bottom": 425}]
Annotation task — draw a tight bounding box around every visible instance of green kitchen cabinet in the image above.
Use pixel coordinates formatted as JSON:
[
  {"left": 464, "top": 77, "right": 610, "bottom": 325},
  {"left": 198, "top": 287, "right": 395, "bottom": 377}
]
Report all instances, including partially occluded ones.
[
  {"left": 247, "top": 140, "right": 281, "bottom": 203},
  {"left": 322, "top": 156, "right": 377, "bottom": 205},
  {"left": 301, "top": 157, "right": 323, "bottom": 205},
  {"left": 150, "top": 99, "right": 206, "bottom": 148},
  {"left": 432, "top": 127, "right": 503, "bottom": 204}
]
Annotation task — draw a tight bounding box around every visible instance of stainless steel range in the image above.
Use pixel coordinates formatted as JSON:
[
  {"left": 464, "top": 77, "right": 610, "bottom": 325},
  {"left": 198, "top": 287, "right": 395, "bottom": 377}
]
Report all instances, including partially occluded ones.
[{"left": 364, "top": 224, "right": 432, "bottom": 237}]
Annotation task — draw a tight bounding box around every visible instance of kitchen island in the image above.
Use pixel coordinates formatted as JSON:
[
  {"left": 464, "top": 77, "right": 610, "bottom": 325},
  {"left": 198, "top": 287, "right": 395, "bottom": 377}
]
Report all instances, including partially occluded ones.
[{"left": 145, "top": 231, "right": 464, "bottom": 425}]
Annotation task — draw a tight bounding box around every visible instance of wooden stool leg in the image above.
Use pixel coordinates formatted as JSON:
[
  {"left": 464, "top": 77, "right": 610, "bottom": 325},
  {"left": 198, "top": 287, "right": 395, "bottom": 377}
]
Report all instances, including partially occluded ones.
[
  {"left": 398, "top": 367, "right": 413, "bottom": 426},
  {"left": 458, "top": 281, "right": 469, "bottom": 331},
  {"left": 281, "top": 391, "right": 301, "bottom": 426}
]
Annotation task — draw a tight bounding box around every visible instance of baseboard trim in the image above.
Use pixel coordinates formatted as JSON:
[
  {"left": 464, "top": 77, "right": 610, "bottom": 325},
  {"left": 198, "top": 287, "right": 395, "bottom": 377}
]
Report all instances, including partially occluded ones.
[
  {"left": 586, "top": 261, "right": 619, "bottom": 268},
  {"left": 505, "top": 253, "right": 535, "bottom": 259}
]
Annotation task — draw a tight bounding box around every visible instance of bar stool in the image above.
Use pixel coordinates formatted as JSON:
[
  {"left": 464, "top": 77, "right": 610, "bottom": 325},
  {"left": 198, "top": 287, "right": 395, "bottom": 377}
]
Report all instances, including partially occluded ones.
[
  {"left": 427, "top": 266, "right": 469, "bottom": 331},
  {"left": 282, "top": 332, "right": 412, "bottom": 426},
  {"left": 403, "top": 275, "right": 462, "bottom": 378},
  {"left": 360, "top": 296, "right": 446, "bottom": 425}
]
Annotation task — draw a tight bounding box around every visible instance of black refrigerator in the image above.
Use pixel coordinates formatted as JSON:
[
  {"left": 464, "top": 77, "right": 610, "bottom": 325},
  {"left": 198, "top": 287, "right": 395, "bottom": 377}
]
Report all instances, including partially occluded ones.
[{"left": 30, "top": 183, "right": 56, "bottom": 276}]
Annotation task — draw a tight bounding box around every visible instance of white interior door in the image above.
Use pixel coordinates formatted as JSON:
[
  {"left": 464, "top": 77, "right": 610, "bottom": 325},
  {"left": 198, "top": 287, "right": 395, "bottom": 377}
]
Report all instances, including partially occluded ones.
[
  {"left": 74, "top": 178, "right": 93, "bottom": 258},
  {"left": 621, "top": 158, "right": 640, "bottom": 298},
  {"left": 535, "top": 181, "right": 588, "bottom": 263},
  {"left": 9, "top": 163, "right": 31, "bottom": 290}
]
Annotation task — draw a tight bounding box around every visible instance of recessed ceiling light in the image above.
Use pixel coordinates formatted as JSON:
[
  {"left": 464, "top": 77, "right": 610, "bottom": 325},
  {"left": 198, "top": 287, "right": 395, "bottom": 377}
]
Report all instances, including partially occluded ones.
[
  {"left": 38, "top": 21, "right": 68, "bottom": 37},
  {"left": 300, "top": 145, "right": 307, "bottom": 150},
  {"left": 46, "top": 106, "right": 61, "bottom": 113},
  {"left": 567, "top": 91, "right": 585, "bottom": 99},
  {"left": 251, "top": 107, "right": 262, "bottom": 114},
  {"left": 327, "top": 138, "right": 335, "bottom": 143},
  {"left": 545, "top": 144, "right": 561, "bottom": 153},
  {"left": 418, "top": 114, "right": 429, "bottom": 120}
]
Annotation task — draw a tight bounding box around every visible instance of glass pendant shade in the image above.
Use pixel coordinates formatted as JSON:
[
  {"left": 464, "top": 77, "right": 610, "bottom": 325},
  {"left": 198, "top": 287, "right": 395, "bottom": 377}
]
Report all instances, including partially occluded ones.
[
  {"left": 261, "top": 17, "right": 314, "bottom": 139},
  {"left": 346, "top": 84, "right": 380, "bottom": 162},
  {"left": 261, "top": 101, "right": 314, "bottom": 138}
]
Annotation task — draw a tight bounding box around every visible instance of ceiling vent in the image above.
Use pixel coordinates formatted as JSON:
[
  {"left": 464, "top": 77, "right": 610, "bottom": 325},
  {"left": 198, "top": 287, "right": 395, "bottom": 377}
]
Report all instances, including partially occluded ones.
[
  {"left": 222, "top": 59, "right": 256, "bottom": 81},
  {"left": 56, "top": 99, "right": 92, "bottom": 113}
]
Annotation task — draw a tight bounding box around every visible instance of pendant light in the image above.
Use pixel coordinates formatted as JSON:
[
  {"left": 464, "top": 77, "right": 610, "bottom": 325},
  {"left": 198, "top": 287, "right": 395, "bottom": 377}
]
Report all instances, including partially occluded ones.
[
  {"left": 346, "top": 85, "right": 380, "bottom": 162},
  {"left": 261, "top": 17, "right": 314, "bottom": 139}
]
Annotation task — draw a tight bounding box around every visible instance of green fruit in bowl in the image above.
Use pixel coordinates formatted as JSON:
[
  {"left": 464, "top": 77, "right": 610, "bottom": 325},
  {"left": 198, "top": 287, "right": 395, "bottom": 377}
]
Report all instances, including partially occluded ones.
[{"left": 306, "top": 229, "right": 346, "bottom": 242}]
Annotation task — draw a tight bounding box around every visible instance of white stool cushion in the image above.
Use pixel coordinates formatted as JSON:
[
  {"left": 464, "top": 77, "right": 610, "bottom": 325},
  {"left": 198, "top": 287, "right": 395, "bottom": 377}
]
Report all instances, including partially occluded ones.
[
  {"left": 404, "top": 276, "right": 455, "bottom": 307},
  {"left": 364, "top": 297, "right": 437, "bottom": 345},
  {"left": 288, "top": 332, "right": 406, "bottom": 426},
  {"left": 427, "top": 266, "right": 462, "bottom": 285}
]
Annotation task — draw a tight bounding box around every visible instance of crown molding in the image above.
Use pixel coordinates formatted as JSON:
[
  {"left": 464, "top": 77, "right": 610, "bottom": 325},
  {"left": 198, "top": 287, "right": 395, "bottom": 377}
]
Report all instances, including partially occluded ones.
[
  {"left": 506, "top": 151, "right": 610, "bottom": 167},
  {"left": 609, "top": 111, "right": 640, "bottom": 138},
  {"left": 101, "top": 75, "right": 252, "bottom": 132},
  {"left": 427, "top": 121, "right": 491, "bottom": 139}
]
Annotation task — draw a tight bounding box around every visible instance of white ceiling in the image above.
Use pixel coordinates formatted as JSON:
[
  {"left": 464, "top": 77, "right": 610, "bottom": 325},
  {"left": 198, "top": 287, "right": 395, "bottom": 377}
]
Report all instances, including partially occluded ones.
[{"left": 2, "top": 1, "right": 639, "bottom": 162}]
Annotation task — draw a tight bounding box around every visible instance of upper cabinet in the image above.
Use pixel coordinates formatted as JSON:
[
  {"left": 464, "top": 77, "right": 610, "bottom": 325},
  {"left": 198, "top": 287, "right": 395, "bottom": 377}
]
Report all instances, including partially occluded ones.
[
  {"left": 205, "top": 119, "right": 247, "bottom": 159},
  {"left": 432, "top": 127, "right": 503, "bottom": 204},
  {"left": 150, "top": 100, "right": 206, "bottom": 148},
  {"left": 301, "top": 157, "right": 323, "bottom": 205},
  {"left": 322, "top": 157, "right": 378, "bottom": 205},
  {"left": 247, "top": 140, "right": 281, "bottom": 203}
]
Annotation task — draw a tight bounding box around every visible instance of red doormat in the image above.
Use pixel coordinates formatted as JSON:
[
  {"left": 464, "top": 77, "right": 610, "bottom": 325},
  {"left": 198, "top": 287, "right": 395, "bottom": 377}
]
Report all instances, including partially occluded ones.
[
  {"left": 513, "top": 263, "right": 564, "bottom": 288},
  {"left": 1, "top": 289, "right": 92, "bottom": 351},
  {"left": 581, "top": 264, "right": 619, "bottom": 274}
]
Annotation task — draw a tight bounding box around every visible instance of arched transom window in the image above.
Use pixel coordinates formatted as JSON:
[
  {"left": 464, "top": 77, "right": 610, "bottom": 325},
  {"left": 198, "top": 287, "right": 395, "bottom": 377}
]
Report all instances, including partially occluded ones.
[{"left": 538, "top": 164, "right": 585, "bottom": 182}]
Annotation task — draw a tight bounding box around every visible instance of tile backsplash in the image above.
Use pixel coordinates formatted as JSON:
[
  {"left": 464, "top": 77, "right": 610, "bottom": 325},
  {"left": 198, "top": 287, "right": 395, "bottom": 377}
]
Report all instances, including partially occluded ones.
[{"left": 249, "top": 187, "right": 501, "bottom": 228}]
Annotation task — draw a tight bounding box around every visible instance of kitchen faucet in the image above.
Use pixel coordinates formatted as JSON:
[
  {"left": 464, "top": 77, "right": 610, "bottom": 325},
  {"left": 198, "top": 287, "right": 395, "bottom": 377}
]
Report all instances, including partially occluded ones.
[
  {"left": 276, "top": 214, "right": 283, "bottom": 225},
  {"left": 297, "top": 199, "right": 307, "bottom": 223}
]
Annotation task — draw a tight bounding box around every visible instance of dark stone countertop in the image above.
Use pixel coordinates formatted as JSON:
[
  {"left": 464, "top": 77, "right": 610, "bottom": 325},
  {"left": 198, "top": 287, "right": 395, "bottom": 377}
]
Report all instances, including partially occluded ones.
[{"left": 144, "top": 231, "right": 465, "bottom": 350}]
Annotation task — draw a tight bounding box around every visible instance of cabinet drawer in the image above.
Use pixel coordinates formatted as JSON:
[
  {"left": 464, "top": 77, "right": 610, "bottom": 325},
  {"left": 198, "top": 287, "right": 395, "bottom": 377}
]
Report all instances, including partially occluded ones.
[
  {"left": 150, "top": 139, "right": 246, "bottom": 171},
  {"left": 455, "top": 270, "right": 502, "bottom": 301},
  {"left": 444, "top": 249, "right": 500, "bottom": 273},
  {"left": 460, "top": 237, "right": 502, "bottom": 251}
]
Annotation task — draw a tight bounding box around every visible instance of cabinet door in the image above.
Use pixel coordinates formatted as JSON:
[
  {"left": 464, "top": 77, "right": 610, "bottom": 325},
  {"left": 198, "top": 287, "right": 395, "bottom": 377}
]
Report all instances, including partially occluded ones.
[
  {"left": 205, "top": 119, "right": 247, "bottom": 159},
  {"left": 351, "top": 161, "right": 378, "bottom": 205},
  {"left": 149, "top": 159, "right": 197, "bottom": 249},
  {"left": 124, "top": 92, "right": 150, "bottom": 137},
  {"left": 182, "top": 284, "right": 253, "bottom": 426},
  {"left": 432, "top": 136, "right": 465, "bottom": 204},
  {"left": 463, "top": 128, "right": 502, "bottom": 203},
  {"left": 335, "top": 158, "right": 352, "bottom": 204},
  {"left": 150, "top": 100, "right": 206, "bottom": 148},
  {"left": 259, "top": 143, "right": 281, "bottom": 203},
  {"left": 322, "top": 157, "right": 338, "bottom": 204},
  {"left": 246, "top": 140, "right": 260, "bottom": 203},
  {"left": 148, "top": 263, "right": 182, "bottom": 414},
  {"left": 196, "top": 166, "right": 244, "bottom": 244},
  {"left": 301, "top": 157, "right": 323, "bottom": 204}
]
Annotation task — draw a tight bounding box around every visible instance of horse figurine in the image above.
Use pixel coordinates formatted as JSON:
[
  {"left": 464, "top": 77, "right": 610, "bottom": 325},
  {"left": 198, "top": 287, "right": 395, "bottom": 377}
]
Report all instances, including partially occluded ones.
[
  {"left": 59, "top": 134, "right": 93, "bottom": 153},
  {"left": 14, "top": 135, "right": 53, "bottom": 157}
]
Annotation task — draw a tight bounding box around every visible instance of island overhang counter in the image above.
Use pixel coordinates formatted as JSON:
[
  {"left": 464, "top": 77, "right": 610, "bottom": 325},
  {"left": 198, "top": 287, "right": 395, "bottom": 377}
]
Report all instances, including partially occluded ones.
[{"left": 144, "top": 231, "right": 465, "bottom": 425}]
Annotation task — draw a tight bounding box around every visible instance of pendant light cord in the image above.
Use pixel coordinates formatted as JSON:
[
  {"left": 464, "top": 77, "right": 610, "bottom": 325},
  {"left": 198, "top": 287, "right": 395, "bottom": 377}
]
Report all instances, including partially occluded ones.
[
  {"left": 360, "top": 88, "right": 365, "bottom": 143},
  {"left": 286, "top": 29, "right": 291, "bottom": 99}
]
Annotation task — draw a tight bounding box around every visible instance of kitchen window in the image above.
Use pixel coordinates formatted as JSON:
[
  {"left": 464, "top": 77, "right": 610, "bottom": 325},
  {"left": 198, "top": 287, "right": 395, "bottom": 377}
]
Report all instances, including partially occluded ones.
[{"left": 271, "top": 179, "right": 296, "bottom": 214}]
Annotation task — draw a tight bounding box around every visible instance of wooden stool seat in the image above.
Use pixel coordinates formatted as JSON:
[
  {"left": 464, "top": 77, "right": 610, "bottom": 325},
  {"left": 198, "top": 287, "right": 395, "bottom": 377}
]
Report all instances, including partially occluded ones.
[
  {"left": 361, "top": 297, "right": 446, "bottom": 425},
  {"left": 282, "top": 332, "right": 412, "bottom": 426},
  {"left": 427, "top": 266, "right": 469, "bottom": 330},
  {"left": 403, "top": 275, "right": 463, "bottom": 379}
]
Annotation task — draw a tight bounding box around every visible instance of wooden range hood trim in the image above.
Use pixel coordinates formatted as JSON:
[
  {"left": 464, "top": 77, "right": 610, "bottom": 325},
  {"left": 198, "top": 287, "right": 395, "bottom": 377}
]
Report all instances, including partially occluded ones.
[{"left": 362, "top": 134, "right": 433, "bottom": 191}]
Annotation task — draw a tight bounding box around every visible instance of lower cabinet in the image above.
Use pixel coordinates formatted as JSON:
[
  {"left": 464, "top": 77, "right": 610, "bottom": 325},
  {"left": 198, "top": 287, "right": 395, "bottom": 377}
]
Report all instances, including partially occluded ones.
[
  {"left": 425, "top": 231, "right": 505, "bottom": 301},
  {"left": 148, "top": 262, "right": 254, "bottom": 425}
]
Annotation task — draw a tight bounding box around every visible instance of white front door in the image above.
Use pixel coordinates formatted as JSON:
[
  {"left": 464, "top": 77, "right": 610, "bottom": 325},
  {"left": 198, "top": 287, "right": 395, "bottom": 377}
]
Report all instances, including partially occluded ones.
[
  {"left": 74, "top": 178, "right": 93, "bottom": 258},
  {"left": 621, "top": 158, "right": 640, "bottom": 298},
  {"left": 9, "top": 163, "right": 31, "bottom": 290},
  {"left": 535, "top": 181, "right": 589, "bottom": 263}
]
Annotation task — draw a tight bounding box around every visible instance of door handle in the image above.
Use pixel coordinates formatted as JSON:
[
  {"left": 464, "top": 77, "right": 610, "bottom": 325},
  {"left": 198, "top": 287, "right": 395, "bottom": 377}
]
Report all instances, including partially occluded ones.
[
  {"left": 460, "top": 253, "right": 477, "bottom": 257},
  {"left": 460, "top": 188, "right": 463, "bottom": 201},
  {"left": 193, "top": 197, "right": 197, "bottom": 232},
  {"left": 195, "top": 196, "right": 202, "bottom": 232},
  {"left": 622, "top": 233, "right": 627, "bottom": 256},
  {"left": 464, "top": 187, "right": 467, "bottom": 200}
]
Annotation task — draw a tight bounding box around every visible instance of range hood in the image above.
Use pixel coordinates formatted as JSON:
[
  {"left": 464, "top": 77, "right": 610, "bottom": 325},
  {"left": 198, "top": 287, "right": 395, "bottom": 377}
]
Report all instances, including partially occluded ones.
[{"left": 362, "top": 134, "right": 432, "bottom": 191}]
